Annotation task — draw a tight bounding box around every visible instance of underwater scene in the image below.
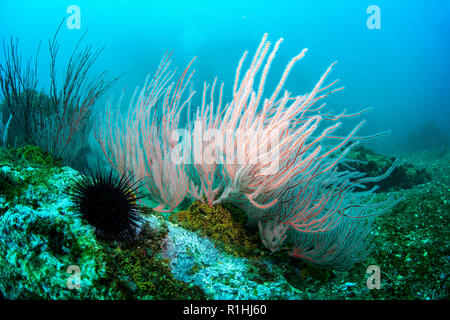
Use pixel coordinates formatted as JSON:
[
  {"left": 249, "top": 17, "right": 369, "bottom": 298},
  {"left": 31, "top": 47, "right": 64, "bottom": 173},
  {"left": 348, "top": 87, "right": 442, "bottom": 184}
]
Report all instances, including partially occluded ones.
[{"left": 0, "top": 0, "right": 448, "bottom": 304}]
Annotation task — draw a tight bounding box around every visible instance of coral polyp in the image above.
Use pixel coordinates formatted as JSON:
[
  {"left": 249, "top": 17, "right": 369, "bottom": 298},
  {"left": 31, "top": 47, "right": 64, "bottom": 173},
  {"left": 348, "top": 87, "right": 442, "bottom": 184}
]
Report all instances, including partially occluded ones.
[{"left": 68, "top": 169, "right": 143, "bottom": 242}]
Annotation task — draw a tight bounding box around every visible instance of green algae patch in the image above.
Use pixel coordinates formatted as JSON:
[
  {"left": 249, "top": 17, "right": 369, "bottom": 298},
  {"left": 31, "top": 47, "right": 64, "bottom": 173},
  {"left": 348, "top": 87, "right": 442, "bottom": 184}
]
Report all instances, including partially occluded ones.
[
  {"left": 0, "top": 168, "right": 26, "bottom": 208},
  {"left": 0, "top": 205, "right": 118, "bottom": 299},
  {"left": 17, "top": 144, "right": 60, "bottom": 167},
  {"left": 0, "top": 145, "right": 64, "bottom": 211},
  {"left": 0, "top": 157, "right": 67, "bottom": 219},
  {"left": 0, "top": 145, "right": 61, "bottom": 168},
  {"left": 169, "top": 200, "right": 263, "bottom": 258},
  {"left": 99, "top": 220, "right": 207, "bottom": 299}
]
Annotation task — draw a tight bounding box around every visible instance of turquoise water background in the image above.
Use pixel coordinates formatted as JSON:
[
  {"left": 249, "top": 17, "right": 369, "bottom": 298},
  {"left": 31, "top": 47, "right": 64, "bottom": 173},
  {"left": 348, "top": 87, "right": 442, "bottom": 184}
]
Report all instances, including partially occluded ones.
[{"left": 0, "top": 0, "right": 449, "bottom": 153}]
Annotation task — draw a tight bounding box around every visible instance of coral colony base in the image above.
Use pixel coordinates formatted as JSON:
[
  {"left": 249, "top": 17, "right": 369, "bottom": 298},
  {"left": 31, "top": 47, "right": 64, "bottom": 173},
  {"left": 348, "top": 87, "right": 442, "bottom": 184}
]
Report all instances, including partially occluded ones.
[{"left": 96, "top": 34, "right": 400, "bottom": 271}]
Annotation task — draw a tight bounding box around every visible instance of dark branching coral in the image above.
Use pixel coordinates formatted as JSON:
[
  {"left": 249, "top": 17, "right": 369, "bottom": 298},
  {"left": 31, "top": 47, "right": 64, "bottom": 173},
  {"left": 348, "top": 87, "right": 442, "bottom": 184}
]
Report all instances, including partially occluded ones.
[
  {"left": 0, "top": 19, "right": 119, "bottom": 165},
  {"left": 68, "top": 169, "right": 143, "bottom": 242}
]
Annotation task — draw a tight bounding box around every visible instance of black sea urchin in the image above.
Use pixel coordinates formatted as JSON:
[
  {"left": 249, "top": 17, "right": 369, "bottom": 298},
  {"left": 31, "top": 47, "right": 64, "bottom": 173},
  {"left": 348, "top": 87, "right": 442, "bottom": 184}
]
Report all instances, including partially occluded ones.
[{"left": 68, "top": 169, "right": 143, "bottom": 241}]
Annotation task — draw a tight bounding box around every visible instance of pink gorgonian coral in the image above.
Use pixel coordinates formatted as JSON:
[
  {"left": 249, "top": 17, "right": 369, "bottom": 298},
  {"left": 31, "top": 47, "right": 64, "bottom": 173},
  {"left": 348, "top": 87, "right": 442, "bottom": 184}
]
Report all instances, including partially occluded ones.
[{"left": 96, "top": 34, "right": 400, "bottom": 270}]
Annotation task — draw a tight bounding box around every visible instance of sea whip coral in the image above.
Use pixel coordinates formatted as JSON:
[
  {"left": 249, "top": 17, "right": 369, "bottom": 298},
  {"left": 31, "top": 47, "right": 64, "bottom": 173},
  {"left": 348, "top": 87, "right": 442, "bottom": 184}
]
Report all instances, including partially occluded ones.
[
  {"left": 96, "top": 54, "right": 194, "bottom": 213},
  {"left": 97, "top": 34, "right": 399, "bottom": 269}
]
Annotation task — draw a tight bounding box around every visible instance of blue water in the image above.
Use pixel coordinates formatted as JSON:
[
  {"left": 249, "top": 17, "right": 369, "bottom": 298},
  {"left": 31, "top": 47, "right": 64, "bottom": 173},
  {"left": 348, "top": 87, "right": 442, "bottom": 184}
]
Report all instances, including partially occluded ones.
[{"left": 1, "top": 0, "right": 449, "bottom": 153}]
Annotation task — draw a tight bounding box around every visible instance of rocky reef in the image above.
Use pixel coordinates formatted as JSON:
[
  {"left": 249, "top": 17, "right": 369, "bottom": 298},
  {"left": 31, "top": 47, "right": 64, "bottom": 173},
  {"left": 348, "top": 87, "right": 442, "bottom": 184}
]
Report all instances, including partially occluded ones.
[
  {"left": 0, "top": 145, "right": 447, "bottom": 299},
  {"left": 0, "top": 145, "right": 302, "bottom": 299},
  {"left": 340, "top": 145, "right": 432, "bottom": 192}
]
